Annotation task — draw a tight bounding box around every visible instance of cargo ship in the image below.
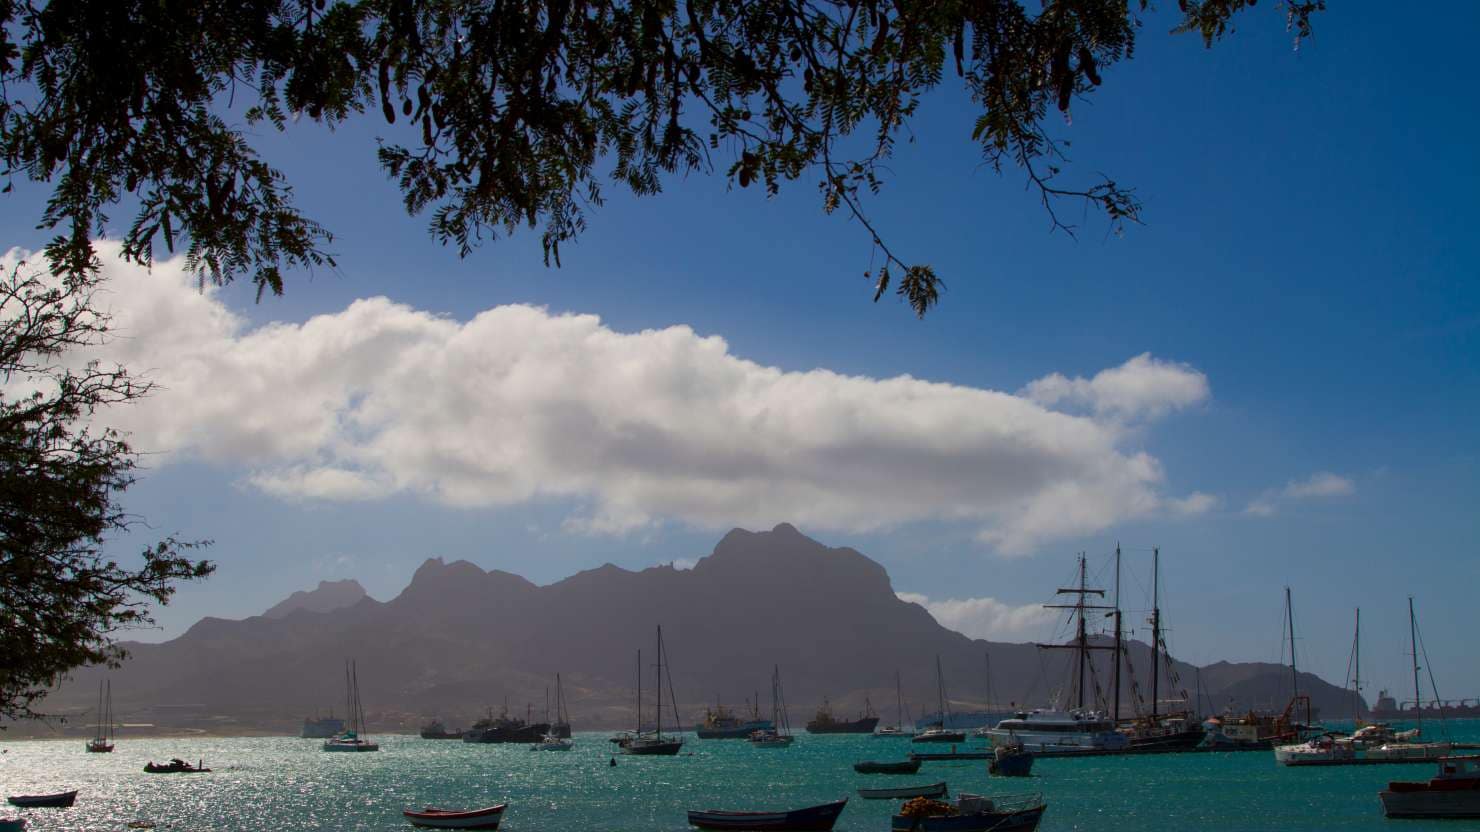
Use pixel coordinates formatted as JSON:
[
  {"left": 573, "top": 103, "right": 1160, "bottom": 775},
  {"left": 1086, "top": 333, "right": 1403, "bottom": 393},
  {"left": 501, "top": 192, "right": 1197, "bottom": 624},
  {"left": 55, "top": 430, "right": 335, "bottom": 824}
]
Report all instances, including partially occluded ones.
[
  {"left": 462, "top": 706, "right": 549, "bottom": 744},
  {"left": 696, "top": 700, "right": 773, "bottom": 739},
  {"left": 806, "top": 697, "right": 880, "bottom": 734},
  {"left": 1372, "top": 690, "right": 1480, "bottom": 720},
  {"left": 419, "top": 719, "right": 463, "bottom": 739}
]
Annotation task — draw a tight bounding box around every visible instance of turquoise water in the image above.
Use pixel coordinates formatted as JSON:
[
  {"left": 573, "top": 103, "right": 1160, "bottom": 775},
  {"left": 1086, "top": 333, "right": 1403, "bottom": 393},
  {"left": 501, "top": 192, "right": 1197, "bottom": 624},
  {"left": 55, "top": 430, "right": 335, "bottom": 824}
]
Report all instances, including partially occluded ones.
[{"left": 4, "top": 722, "right": 1478, "bottom": 830}]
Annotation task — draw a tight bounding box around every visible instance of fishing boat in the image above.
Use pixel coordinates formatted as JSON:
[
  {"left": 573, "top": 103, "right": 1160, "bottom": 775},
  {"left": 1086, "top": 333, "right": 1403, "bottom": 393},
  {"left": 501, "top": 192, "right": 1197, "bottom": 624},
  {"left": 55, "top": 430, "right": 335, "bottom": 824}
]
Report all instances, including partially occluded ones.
[
  {"left": 989, "top": 743, "right": 1034, "bottom": 777},
  {"left": 890, "top": 793, "right": 1046, "bottom": 832},
  {"left": 302, "top": 713, "right": 346, "bottom": 738},
  {"left": 1380, "top": 756, "right": 1480, "bottom": 818},
  {"left": 686, "top": 798, "right": 848, "bottom": 831},
  {"left": 913, "top": 657, "right": 965, "bottom": 743},
  {"left": 858, "top": 782, "right": 948, "bottom": 800},
  {"left": 143, "top": 758, "right": 210, "bottom": 773},
  {"left": 323, "top": 660, "right": 379, "bottom": 752},
  {"left": 403, "top": 803, "right": 507, "bottom": 830},
  {"left": 7, "top": 791, "right": 77, "bottom": 808},
  {"left": 750, "top": 666, "right": 795, "bottom": 748},
  {"left": 806, "top": 697, "right": 879, "bottom": 734},
  {"left": 419, "top": 720, "right": 463, "bottom": 740},
  {"left": 622, "top": 626, "right": 685, "bottom": 756},
  {"left": 854, "top": 759, "right": 922, "bottom": 774},
  {"left": 463, "top": 704, "right": 549, "bottom": 744},
  {"left": 85, "top": 680, "right": 114, "bottom": 753},
  {"left": 697, "top": 699, "right": 774, "bottom": 739}
]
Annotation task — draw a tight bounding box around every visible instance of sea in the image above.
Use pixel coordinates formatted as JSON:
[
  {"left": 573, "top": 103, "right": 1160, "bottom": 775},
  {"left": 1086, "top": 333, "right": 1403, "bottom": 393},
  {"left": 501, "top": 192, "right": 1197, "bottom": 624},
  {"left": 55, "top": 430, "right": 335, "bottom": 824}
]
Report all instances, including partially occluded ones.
[{"left": 4, "top": 720, "right": 1478, "bottom": 831}]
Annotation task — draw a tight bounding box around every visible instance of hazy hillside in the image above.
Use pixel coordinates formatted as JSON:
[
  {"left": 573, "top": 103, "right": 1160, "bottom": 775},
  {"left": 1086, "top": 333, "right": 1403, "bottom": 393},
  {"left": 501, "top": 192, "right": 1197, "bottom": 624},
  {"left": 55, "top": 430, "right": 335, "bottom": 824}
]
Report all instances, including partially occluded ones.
[{"left": 24, "top": 524, "right": 1358, "bottom": 735}]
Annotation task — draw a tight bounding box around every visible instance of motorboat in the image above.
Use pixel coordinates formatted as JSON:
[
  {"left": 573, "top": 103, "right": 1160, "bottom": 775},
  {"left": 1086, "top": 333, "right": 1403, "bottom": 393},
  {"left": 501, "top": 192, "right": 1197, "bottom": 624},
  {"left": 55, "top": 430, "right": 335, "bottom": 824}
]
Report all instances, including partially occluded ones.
[
  {"left": 982, "top": 709, "right": 1129, "bottom": 754},
  {"left": 143, "top": 759, "right": 210, "bottom": 774},
  {"left": 1381, "top": 756, "right": 1480, "bottom": 818}
]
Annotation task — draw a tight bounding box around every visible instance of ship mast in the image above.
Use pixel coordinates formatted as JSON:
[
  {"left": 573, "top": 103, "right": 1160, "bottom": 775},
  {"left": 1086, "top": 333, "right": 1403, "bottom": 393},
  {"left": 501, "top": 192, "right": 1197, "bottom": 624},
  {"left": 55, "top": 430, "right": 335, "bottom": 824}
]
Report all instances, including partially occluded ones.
[
  {"left": 635, "top": 649, "right": 641, "bottom": 734},
  {"left": 1040, "top": 553, "right": 1117, "bottom": 710},
  {"left": 895, "top": 670, "right": 903, "bottom": 731},
  {"left": 1352, "top": 609, "right": 1362, "bottom": 724},
  {"left": 656, "top": 626, "right": 664, "bottom": 740},
  {"left": 1151, "top": 547, "right": 1161, "bottom": 722},
  {"left": 1112, "top": 544, "right": 1123, "bottom": 722},
  {"left": 1285, "top": 587, "right": 1310, "bottom": 725},
  {"left": 1409, "top": 597, "right": 1422, "bottom": 734}
]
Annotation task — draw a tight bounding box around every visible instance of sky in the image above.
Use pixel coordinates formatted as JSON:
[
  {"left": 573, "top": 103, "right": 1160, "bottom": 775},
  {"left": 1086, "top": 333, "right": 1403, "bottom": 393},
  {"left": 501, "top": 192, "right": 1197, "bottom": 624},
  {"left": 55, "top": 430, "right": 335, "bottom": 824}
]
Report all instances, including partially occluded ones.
[{"left": 3, "top": 1, "right": 1477, "bottom": 704}]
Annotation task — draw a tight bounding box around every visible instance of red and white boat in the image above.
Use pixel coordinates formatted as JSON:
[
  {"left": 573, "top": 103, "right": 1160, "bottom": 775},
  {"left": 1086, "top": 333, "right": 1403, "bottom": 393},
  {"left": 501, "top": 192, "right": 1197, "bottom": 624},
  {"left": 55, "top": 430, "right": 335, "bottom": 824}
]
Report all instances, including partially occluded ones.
[
  {"left": 402, "top": 804, "right": 507, "bottom": 830},
  {"left": 1380, "top": 756, "right": 1480, "bottom": 819}
]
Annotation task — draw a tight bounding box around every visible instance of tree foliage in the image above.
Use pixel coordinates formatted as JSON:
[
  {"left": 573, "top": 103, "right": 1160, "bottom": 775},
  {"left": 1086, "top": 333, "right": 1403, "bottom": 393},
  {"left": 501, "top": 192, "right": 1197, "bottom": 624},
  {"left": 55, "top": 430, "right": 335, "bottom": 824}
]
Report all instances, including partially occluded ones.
[
  {"left": 0, "top": 0, "right": 1322, "bottom": 315},
  {"left": 0, "top": 260, "right": 213, "bottom": 722}
]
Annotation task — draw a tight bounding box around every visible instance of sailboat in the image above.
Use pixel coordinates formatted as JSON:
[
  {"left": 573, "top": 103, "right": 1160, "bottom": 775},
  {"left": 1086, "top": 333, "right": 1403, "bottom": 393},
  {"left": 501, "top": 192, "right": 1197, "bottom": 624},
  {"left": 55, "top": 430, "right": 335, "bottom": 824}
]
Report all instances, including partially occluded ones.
[
  {"left": 912, "top": 656, "right": 966, "bottom": 743},
  {"left": 1117, "top": 547, "right": 1206, "bottom": 751},
  {"left": 1276, "top": 598, "right": 1453, "bottom": 766},
  {"left": 622, "top": 626, "right": 684, "bottom": 755},
  {"left": 875, "top": 671, "right": 907, "bottom": 737},
  {"left": 749, "top": 665, "right": 795, "bottom": 747},
  {"left": 323, "top": 660, "right": 379, "bottom": 752},
  {"left": 85, "top": 679, "right": 114, "bottom": 753},
  {"left": 533, "top": 674, "right": 574, "bottom": 751}
]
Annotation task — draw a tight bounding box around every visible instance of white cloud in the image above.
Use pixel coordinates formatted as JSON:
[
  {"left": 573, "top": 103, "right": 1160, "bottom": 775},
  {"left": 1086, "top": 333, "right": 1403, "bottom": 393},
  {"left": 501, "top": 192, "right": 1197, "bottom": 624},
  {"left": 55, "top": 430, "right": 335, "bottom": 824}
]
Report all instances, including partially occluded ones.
[
  {"left": 1245, "top": 472, "right": 1356, "bottom": 516},
  {"left": 671, "top": 558, "right": 699, "bottom": 571},
  {"left": 12, "top": 243, "right": 1220, "bottom": 554},
  {"left": 897, "top": 592, "right": 1056, "bottom": 640},
  {"left": 1167, "top": 492, "right": 1218, "bottom": 515},
  {"left": 1022, "top": 352, "right": 1210, "bottom": 422}
]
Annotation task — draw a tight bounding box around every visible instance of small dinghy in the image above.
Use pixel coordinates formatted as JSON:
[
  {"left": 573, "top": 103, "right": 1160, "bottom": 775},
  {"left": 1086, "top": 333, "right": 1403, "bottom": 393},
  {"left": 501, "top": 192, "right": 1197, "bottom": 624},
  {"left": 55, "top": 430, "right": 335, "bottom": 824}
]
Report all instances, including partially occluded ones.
[
  {"left": 891, "top": 793, "right": 1046, "bottom": 832},
  {"left": 853, "top": 759, "right": 922, "bottom": 775},
  {"left": 403, "top": 804, "right": 507, "bottom": 830},
  {"left": 858, "top": 782, "right": 948, "bottom": 800},
  {"left": 143, "top": 758, "right": 210, "bottom": 774},
  {"left": 7, "top": 791, "right": 77, "bottom": 808},
  {"left": 687, "top": 798, "right": 848, "bottom": 831}
]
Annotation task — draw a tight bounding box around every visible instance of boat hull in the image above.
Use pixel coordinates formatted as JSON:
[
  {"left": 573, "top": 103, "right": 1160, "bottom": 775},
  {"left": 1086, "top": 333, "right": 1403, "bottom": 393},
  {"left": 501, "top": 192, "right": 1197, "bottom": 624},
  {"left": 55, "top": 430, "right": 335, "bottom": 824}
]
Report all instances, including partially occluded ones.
[
  {"left": 854, "top": 760, "right": 922, "bottom": 775},
  {"left": 858, "top": 783, "right": 948, "bottom": 800},
  {"left": 463, "top": 723, "right": 550, "bottom": 744},
  {"left": 890, "top": 804, "right": 1045, "bottom": 832},
  {"left": 687, "top": 799, "right": 847, "bottom": 831},
  {"left": 404, "top": 804, "right": 507, "bottom": 829},
  {"left": 912, "top": 731, "right": 967, "bottom": 744},
  {"left": 989, "top": 752, "right": 1035, "bottom": 777},
  {"left": 622, "top": 739, "right": 684, "bottom": 756},
  {"left": 1381, "top": 789, "right": 1480, "bottom": 819},
  {"left": 7, "top": 791, "right": 78, "bottom": 808}
]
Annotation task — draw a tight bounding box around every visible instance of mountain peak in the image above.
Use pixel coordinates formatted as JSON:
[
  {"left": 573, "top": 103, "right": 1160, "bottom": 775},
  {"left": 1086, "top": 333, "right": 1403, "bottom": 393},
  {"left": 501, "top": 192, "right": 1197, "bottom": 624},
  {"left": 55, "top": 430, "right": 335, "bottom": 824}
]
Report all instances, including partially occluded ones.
[{"left": 262, "top": 578, "right": 368, "bottom": 619}]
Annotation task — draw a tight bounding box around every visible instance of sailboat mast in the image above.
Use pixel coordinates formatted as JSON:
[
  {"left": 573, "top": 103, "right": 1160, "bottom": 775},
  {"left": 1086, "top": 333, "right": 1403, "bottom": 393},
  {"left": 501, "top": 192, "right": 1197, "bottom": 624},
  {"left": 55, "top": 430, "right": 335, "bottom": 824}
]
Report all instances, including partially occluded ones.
[
  {"left": 635, "top": 649, "right": 642, "bottom": 733},
  {"left": 656, "top": 626, "right": 664, "bottom": 739},
  {"left": 1410, "top": 597, "right": 1422, "bottom": 734},
  {"left": 1285, "top": 587, "right": 1309, "bottom": 725},
  {"left": 1151, "top": 547, "right": 1161, "bottom": 722},
  {"left": 936, "top": 655, "right": 948, "bottom": 725},
  {"left": 895, "top": 670, "right": 903, "bottom": 730},
  {"left": 1113, "top": 544, "right": 1122, "bottom": 723}
]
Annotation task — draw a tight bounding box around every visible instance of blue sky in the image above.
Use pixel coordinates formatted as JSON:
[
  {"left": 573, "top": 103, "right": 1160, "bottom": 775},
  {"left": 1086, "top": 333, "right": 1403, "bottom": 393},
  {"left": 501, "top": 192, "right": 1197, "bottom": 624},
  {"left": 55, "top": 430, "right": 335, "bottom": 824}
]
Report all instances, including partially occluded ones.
[{"left": 4, "top": 1, "right": 1477, "bottom": 703}]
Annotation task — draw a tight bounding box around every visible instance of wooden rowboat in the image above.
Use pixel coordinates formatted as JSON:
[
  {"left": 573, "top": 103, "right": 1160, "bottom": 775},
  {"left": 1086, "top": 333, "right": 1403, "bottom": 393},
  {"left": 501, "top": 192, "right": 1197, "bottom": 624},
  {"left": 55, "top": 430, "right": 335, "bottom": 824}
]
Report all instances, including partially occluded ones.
[
  {"left": 403, "top": 804, "right": 507, "bottom": 830},
  {"left": 7, "top": 790, "right": 77, "bottom": 808},
  {"left": 687, "top": 798, "right": 848, "bottom": 831},
  {"left": 858, "top": 782, "right": 947, "bottom": 800},
  {"left": 853, "top": 759, "right": 921, "bottom": 774}
]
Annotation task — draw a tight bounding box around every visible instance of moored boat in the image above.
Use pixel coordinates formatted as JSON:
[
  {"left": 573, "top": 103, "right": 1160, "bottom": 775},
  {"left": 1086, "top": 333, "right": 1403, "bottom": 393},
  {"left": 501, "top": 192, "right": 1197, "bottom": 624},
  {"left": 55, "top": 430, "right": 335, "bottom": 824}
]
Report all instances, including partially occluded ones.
[
  {"left": 7, "top": 791, "right": 77, "bottom": 808},
  {"left": 983, "top": 709, "right": 1129, "bottom": 754},
  {"left": 1381, "top": 756, "right": 1480, "bottom": 819},
  {"left": 86, "top": 680, "right": 115, "bottom": 753},
  {"left": 0, "top": 818, "right": 24, "bottom": 832},
  {"left": 750, "top": 665, "right": 795, "bottom": 748},
  {"left": 621, "top": 626, "right": 686, "bottom": 756},
  {"left": 324, "top": 660, "right": 379, "bottom": 752},
  {"left": 913, "top": 658, "right": 966, "bottom": 743},
  {"left": 891, "top": 793, "right": 1046, "bottom": 832},
  {"left": 697, "top": 701, "right": 774, "bottom": 739},
  {"left": 532, "top": 734, "right": 574, "bottom": 751},
  {"left": 420, "top": 720, "right": 463, "bottom": 740},
  {"left": 989, "top": 744, "right": 1034, "bottom": 777},
  {"left": 806, "top": 697, "right": 879, "bottom": 734},
  {"left": 858, "top": 782, "right": 948, "bottom": 800},
  {"left": 143, "top": 758, "right": 210, "bottom": 774},
  {"left": 687, "top": 798, "right": 847, "bottom": 831},
  {"left": 403, "top": 803, "right": 507, "bottom": 830},
  {"left": 854, "top": 759, "right": 922, "bottom": 774}
]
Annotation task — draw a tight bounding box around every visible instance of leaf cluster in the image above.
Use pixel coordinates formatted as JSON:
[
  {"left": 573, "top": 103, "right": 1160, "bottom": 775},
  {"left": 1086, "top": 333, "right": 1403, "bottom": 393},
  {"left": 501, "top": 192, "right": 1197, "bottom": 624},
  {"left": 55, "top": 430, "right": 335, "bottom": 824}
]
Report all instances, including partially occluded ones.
[{"left": 1, "top": 0, "right": 1321, "bottom": 314}]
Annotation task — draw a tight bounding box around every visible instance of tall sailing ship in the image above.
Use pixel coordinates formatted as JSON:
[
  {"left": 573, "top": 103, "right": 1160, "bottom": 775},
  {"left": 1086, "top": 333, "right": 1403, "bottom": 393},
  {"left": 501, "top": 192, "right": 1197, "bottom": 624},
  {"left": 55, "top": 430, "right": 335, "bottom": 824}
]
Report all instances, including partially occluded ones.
[
  {"left": 806, "top": 696, "right": 879, "bottom": 734},
  {"left": 1116, "top": 546, "right": 1205, "bottom": 751},
  {"left": 322, "top": 660, "right": 379, "bottom": 752},
  {"left": 86, "top": 679, "right": 115, "bottom": 753}
]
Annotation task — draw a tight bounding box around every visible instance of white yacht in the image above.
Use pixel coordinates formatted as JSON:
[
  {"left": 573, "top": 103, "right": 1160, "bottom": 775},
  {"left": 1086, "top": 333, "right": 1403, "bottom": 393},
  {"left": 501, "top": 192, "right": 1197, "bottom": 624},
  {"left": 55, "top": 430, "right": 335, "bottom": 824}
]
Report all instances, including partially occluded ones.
[{"left": 982, "top": 709, "right": 1130, "bottom": 754}]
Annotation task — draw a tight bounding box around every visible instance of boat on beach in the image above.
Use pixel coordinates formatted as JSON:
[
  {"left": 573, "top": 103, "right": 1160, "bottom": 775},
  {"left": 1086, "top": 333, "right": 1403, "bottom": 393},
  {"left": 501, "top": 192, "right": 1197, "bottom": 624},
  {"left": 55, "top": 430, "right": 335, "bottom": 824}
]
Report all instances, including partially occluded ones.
[
  {"left": 854, "top": 759, "right": 922, "bottom": 774},
  {"left": 858, "top": 782, "right": 948, "bottom": 800},
  {"left": 144, "top": 759, "right": 210, "bottom": 774},
  {"left": 686, "top": 798, "right": 847, "bottom": 831},
  {"left": 890, "top": 793, "right": 1046, "bottom": 832},
  {"left": 1380, "top": 756, "right": 1480, "bottom": 819},
  {"left": 7, "top": 791, "right": 77, "bottom": 808},
  {"left": 403, "top": 803, "right": 507, "bottom": 830}
]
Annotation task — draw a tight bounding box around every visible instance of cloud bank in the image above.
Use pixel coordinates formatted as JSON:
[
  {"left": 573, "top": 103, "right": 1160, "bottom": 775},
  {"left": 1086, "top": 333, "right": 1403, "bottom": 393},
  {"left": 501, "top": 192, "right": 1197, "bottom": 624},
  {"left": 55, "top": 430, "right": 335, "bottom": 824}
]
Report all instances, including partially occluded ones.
[
  {"left": 897, "top": 592, "right": 1057, "bottom": 640},
  {"left": 6, "top": 243, "right": 1215, "bottom": 554}
]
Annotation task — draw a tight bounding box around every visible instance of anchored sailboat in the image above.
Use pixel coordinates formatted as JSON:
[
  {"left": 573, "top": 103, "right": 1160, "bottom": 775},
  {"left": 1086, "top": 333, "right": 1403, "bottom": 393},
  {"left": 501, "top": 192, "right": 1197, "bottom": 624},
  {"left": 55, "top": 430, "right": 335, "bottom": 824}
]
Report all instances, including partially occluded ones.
[
  {"left": 323, "top": 660, "right": 379, "bottom": 752},
  {"left": 749, "top": 665, "right": 795, "bottom": 747},
  {"left": 912, "top": 656, "right": 965, "bottom": 743},
  {"left": 622, "top": 626, "right": 685, "bottom": 756},
  {"left": 85, "top": 679, "right": 114, "bottom": 753},
  {"left": 875, "top": 671, "right": 907, "bottom": 737}
]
